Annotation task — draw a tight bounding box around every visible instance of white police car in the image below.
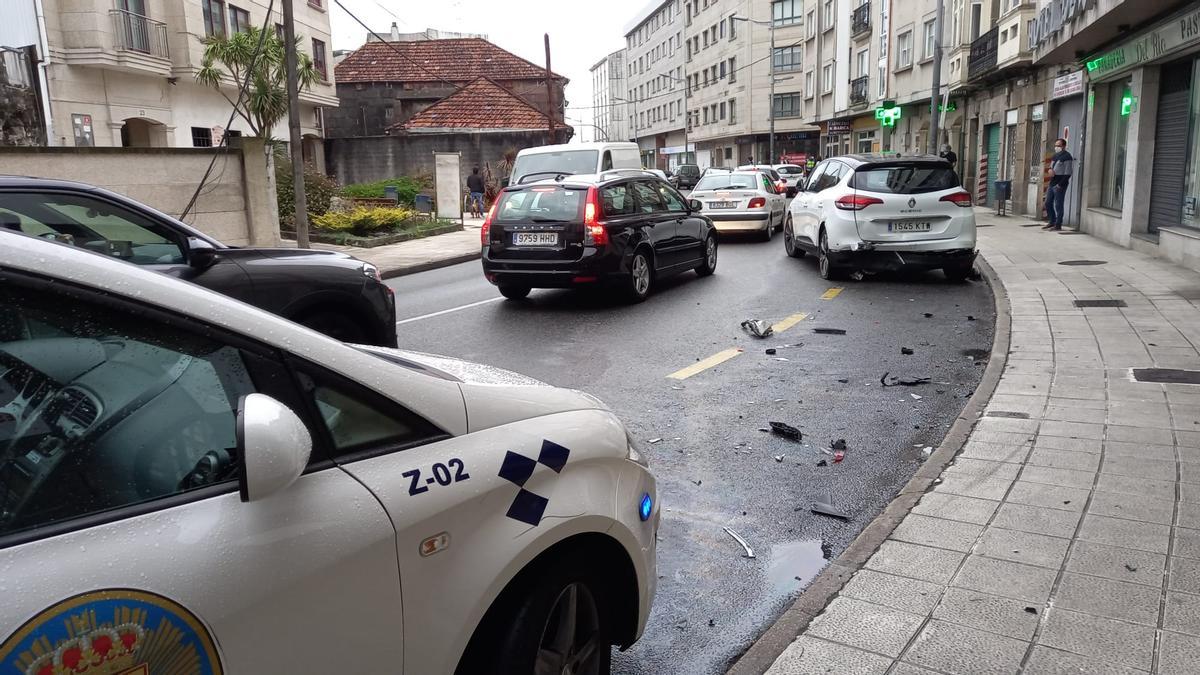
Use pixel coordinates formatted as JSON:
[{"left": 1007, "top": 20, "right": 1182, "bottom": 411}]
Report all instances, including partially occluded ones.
[{"left": 0, "top": 230, "right": 657, "bottom": 674}]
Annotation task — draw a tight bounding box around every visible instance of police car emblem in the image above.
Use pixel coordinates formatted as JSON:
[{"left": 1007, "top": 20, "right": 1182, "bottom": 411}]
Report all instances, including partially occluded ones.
[{"left": 497, "top": 440, "right": 570, "bottom": 526}]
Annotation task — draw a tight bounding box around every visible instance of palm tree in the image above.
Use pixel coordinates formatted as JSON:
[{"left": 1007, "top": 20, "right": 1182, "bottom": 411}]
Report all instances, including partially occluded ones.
[{"left": 196, "top": 26, "right": 318, "bottom": 140}]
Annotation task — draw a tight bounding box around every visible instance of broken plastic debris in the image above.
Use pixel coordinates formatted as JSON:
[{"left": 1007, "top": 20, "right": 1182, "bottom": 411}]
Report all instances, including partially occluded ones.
[
  {"left": 901, "top": 347, "right": 915, "bottom": 355},
  {"left": 723, "top": 527, "right": 756, "bottom": 558},
  {"left": 911, "top": 394, "right": 923, "bottom": 401},
  {"left": 708, "top": 619, "right": 716, "bottom": 627},
  {"left": 881, "top": 372, "right": 932, "bottom": 387},
  {"left": 837, "top": 378, "right": 850, "bottom": 384},
  {"left": 770, "top": 421, "right": 803, "bottom": 441},
  {"left": 831, "top": 439, "right": 847, "bottom": 451},
  {"left": 849, "top": 270, "right": 865, "bottom": 281},
  {"left": 923, "top": 312, "right": 934, "bottom": 318},
  {"left": 816, "top": 459, "right": 828, "bottom": 467},
  {"left": 648, "top": 438, "right": 663, "bottom": 444},
  {"left": 774, "top": 455, "right": 785, "bottom": 462},
  {"left": 671, "top": 385, "right": 685, "bottom": 390},
  {"left": 922, "top": 446, "right": 933, "bottom": 457},
  {"left": 833, "top": 450, "right": 845, "bottom": 463},
  {"left": 813, "top": 328, "right": 847, "bottom": 335},
  {"left": 1125, "top": 563, "right": 1138, "bottom": 572},
  {"left": 765, "top": 348, "right": 777, "bottom": 355},
  {"left": 741, "top": 319, "right": 775, "bottom": 338},
  {"left": 967, "top": 315, "right": 976, "bottom": 321},
  {"left": 810, "top": 500, "right": 849, "bottom": 519},
  {"left": 1024, "top": 607, "right": 1038, "bottom": 615},
  {"left": 774, "top": 357, "right": 790, "bottom": 362}
]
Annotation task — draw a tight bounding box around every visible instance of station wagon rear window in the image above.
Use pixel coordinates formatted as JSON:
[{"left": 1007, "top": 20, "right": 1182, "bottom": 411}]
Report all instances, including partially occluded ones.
[
  {"left": 496, "top": 187, "right": 585, "bottom": 222},
  {"left": 512, "top": 151, "right": 600, "bottom": 184},
  {"left": 849, "top": 164, "right": 960, "bottom": 194}
]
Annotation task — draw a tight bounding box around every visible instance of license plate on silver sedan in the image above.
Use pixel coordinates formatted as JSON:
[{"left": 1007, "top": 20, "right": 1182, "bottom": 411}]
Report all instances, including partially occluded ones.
[
  {"left": 709, "top": 201, "right": 737, "bottom": 209},
  {"left": 888, "top": 221, "right": 932, "bottom": 232},
  {"left": 513, "top": 232, "right": 559, "bottom": 246}
]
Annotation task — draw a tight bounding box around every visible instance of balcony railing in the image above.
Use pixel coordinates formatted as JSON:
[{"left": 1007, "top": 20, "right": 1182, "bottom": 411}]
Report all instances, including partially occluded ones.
[
  {"left": 967, "top": 27, "right": 998, "bottom": 81},
  {"left": 850, "top": 75, "right": 870, "bottom": 106},
  {"left": 109, "top": 9, "right": 168, "bottom": 59},
  {"left": 851, "top": 2, "right": 871, "bottom": 37}
]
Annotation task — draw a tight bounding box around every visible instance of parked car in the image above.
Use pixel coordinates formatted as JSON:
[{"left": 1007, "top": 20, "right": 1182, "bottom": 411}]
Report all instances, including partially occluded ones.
[
  {"left": 784, "top": 154, "right": 977, "bottom": 281},
  {"left": 736, "top": 165, "right": 789, "bottom": 196},
  {"left": 772, "top": 164, "right": 808, "bottom": 197},
  {"left": 689, "top": 170, "right": 788, "bottom": 241},
  {"left": 674, "top": 164, "right": 702, "bottom": 190},
  {"left": 0, "top": 176, "right": 397, "bottom": 346},
  {"left": 509, "top": 142, "right": 641, "bottom": 186},
  {"left": 481, "top": 172, "right": 718, "bottom": 302},
  {"left": 0, "top": 229, "right": 658, "bottom": 675}
]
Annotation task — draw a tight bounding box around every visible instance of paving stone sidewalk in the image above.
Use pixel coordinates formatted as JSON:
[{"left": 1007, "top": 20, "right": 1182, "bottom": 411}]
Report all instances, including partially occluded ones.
[
  {"left": 766, "top": 212, "right": 1200, "bottom": 674},
  {"left": 283, "top": 216, "right": 484, "bottom": 278}
]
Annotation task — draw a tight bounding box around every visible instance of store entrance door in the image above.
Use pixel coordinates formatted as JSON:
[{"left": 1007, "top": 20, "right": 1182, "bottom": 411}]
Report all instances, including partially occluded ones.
[
  {"left": 1149, "top": 60, "right": 1193, "bottom": 233},
  {"left": 984, "top": 124, "right": 1000, "bottom": 206},
  {"left": 1051, "top": 96, "right": 1084, "bottom": 227}
]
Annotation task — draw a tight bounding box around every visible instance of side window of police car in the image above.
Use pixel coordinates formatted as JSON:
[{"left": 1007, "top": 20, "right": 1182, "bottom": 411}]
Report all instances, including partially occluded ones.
[
  {"left": 0, "top": 281, "right": 269, "bottom": 539},
  {"left": 0, "top": 192, "right": 185, "bottom": 265}
]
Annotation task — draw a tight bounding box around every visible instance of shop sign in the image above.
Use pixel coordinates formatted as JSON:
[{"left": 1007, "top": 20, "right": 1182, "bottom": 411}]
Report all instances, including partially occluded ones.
[
  {"left": 1085, "top": 4, "right": 1200, "bottom": 81},
  {"left": 660, "top": 146, "right": 686, "bottom": 155},
  {"left": 1031, "top": 0, "right": 1097, "bottom": 50},
  {"left": 827, "top": 119, "right": 852, "bottom": 133},
  {"left": 1050, "top": 70, "right": 1085, "bottom": 99},
  {"left": 781, "top": 153, "right": 808, "bottom": 165},
  {"left": 1031, "top": 103, "right": 1045, "bottom": 122}
]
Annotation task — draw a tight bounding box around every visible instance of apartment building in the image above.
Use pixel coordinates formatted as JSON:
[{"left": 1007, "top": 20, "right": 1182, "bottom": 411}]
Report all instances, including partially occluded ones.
[
  {"left": 677, "top": 0, "right": 817, "bottom": 168},
  {"left": 590, "top": 50, "right": 627, "bottom": 143},
  {"left": 1030, "top": 0, "right": 1200, "bottom": 271},
  {"left": 0, "top": 0, "right": 336, "bottom": 155},
  {"left": 624, "top": 0, "right": 689, "bottom": 168}
]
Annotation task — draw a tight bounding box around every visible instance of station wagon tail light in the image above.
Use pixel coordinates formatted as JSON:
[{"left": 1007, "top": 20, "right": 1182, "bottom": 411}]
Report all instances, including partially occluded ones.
[
  {"left": 940, "top": 191, "right": 974, "bottom": 208},
  {"left": 481, "top": 199, "right": 498, "bottom": 245},
  {"left": 835, "top": 194, "right": 884, "bottom": 211},
  {"left": 583, "top": 186, "right": 608, "bottom": 246},
  {"left": 748, "top": 197, "right": 767, "bottom": 209}
]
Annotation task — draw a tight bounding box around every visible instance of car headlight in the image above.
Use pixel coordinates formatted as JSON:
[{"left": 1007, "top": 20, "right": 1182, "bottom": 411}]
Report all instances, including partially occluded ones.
[
  {"left": 626, "top": 432, "right": 649, "bottom": 467},
  {"left": 362, "top": 263, "right": 381, "bottom": 282}
]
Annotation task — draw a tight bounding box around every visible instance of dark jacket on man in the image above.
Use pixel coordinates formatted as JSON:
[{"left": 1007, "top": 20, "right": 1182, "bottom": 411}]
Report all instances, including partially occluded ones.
[
  {"left": 467, "top": 173, "right": 485, "bottom": 193},
  {"left": 1049, "top": 150, "right": 1074, "bottom": 187}
]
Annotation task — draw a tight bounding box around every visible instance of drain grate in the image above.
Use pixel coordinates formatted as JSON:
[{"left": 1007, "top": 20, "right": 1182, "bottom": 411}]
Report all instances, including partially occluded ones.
[
  {"left": 1131, "top": 368, "right": 1200, "bottom": 385},
  {"left": 986, "top": 411, "right": 1032, "bottom": 419},
  {"left": 1059, "top": 260, "right": 1107, "bottom": 266},
  {"left": 1074, "top": 299, "right": 1127, "bottom": 308}
]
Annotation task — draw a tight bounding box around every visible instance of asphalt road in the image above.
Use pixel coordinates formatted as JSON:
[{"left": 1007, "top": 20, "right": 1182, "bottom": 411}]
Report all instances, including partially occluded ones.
[{"left": 387, "top": 237, "right": 995, "bottom": 674}]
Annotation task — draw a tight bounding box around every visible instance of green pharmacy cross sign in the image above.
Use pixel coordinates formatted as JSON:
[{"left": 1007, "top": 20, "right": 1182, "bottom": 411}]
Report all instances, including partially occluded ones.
[{"left": 875, "top": 104, "right": 902, "bottom": 127}]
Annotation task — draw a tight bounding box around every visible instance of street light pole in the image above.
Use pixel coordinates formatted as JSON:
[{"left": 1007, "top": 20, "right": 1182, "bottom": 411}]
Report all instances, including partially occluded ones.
[
  {"left": 929, "top": 0, "right": 944, "bottom": 154},
  {"left": 769, "top": 19, "right": 776, "bottom": 165}
]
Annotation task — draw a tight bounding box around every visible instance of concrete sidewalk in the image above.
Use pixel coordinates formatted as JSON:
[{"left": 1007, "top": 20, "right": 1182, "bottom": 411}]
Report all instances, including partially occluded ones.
[
  {"left": 758, "top": 211, "right": 1200, "bottom": 674},
  {"left": 285, "top": 216, "right": 484, "bottom": 278}
]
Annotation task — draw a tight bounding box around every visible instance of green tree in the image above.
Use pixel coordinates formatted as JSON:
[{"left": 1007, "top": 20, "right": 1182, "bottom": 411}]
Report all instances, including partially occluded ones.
[{"left": 195, "top": 26, "right": 318, "bottom": 139}]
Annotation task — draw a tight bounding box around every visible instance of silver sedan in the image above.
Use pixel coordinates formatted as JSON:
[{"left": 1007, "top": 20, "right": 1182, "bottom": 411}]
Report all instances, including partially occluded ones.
[{"left": 689, "top": 170, "right": 788, "bottom": 241}]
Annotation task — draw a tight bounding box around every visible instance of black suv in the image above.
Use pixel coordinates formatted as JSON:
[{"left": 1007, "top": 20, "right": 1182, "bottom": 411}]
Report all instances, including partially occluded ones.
[
  {"left": 0, "top": 177, "right": 397, "bottom": 347},
  {"left": 674, "top": 164, "right": 701, "bottom": 190},
  {"left": 481, "top": 171, "right": 718, "bottom": 302}
]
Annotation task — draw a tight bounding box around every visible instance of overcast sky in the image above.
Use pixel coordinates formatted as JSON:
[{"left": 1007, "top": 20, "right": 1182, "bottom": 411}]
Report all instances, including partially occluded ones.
[{"left": 329, "top": 0, "right": 654, "bottom": 142}]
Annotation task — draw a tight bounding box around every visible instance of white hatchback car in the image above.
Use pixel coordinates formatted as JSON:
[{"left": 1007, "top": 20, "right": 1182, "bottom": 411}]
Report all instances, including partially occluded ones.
[
  {"left": 690, "top": 169, "right": 788, "bottom": 241},
  {"left": 0, "top": 231, "right": 657, "bottom": 674},
  {"left": 784, "top": 154, "right": 977, "bottom": 280}
]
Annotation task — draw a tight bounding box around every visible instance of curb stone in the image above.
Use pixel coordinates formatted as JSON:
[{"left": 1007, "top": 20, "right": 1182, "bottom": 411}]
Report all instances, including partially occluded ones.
[
  {"left": 725, "top": 254, "right": 1013, "bottom": 675},
  {"left": 379, "top": 251, "right": 482, "bottom": 280}
]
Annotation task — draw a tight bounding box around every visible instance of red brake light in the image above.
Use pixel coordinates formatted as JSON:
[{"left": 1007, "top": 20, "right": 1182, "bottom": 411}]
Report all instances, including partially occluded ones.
[
  {"left": 940, "top": 191, "right": 974, "bottom": 207},
  {"left": 583, "top": 186, "right": 608, "bottom": 246},
  {"left": 835, "top": 194, "right": 884, "bottom": 211},
  {"left": 481, "top": 198, "right": 498, "bottom": 245},
  {"left": 748, "top": 197, "right": 767, "bottom": 209}
]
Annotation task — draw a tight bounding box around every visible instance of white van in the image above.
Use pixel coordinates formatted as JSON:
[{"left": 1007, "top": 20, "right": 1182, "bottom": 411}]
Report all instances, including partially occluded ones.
[{"left": 509, "top": 142, "right": 641, "bottom": 185}]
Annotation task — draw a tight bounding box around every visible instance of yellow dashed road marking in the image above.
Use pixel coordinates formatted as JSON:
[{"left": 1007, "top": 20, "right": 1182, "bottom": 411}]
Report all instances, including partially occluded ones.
[
  {"left": 771, "top": 312, "right": 809, "bottom": 334},
  {"left": 667, "top": 348, "right": 744, "bottom": 380},
  {"left": 821, "top": 287, "right": 844, "bottom": 300}
]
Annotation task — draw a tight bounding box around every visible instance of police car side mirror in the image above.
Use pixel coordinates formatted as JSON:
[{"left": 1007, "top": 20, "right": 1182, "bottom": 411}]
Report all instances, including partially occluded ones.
[
  {"left": 237, "top": 393, "right": 312, "bottom": 502},
  {"left": 688, "top": 199, "right": 703, "bottom": 212}
]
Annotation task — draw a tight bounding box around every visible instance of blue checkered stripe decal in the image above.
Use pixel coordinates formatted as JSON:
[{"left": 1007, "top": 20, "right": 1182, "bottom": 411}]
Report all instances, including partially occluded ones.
[{"left": 497, "top": 440, "right": 571, "bottom": 526}]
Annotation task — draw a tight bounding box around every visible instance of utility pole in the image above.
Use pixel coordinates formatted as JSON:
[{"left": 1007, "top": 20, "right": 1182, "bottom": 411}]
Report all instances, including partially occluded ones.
[
  {"left": 544, "top": 34, "right": 556, "bottom": 144},
  {"left": 768, "top": 19, "right": 776, "bottom": 165},
  {"left": 929, "top": 0, "right": 944, "bottom": 155},
  {"left": 283, "top": 0, "right": 308, "bottom": 248},
  {"left": 683, "top": 69, "right": 690, "bottom": 164}
]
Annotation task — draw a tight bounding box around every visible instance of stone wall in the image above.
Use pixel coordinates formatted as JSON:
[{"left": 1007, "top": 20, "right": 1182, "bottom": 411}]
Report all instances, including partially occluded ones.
[
  {"left": 0, "top": 48, "right": 45, "bottom": 146},
  {"left": 0, "top": 139, "right": 278, "bottom": 246}
]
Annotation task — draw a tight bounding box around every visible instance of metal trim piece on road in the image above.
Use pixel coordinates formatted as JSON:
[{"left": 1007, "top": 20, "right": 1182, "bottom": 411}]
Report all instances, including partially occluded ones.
[
  {"left": 820, "top": 288, "right": 844, "bottom": 300},
  {"left": 772, "top": 313, "right": 809, "bottom": 333},
  {"left": 667, "top": 348, "right": 744, "bottom": 380},
  {"left": 395, "top": 297, "right": 504, "bottom": 326}
]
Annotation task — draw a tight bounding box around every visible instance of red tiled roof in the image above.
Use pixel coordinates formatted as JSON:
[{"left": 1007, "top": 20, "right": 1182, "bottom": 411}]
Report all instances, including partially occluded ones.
[
  {"left": 334, "top": 38, "right": 566, "bottom": 84},
  {"left": 396, "top": 78, "right": 570, "bottom": 132}
]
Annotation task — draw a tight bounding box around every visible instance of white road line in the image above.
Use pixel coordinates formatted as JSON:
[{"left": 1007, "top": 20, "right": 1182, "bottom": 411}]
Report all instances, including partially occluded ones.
[{"left": 395, "top": 297, "right": 504, "bottom": 326}]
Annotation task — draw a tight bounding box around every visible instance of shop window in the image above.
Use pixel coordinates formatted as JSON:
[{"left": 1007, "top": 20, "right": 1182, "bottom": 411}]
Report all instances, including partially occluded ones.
[
  {"left": 1101, "top": 79, "right": 1131, "bottom": 211},
  {"left": 857, "top": 130, "right": 877, "bottom": 153}
]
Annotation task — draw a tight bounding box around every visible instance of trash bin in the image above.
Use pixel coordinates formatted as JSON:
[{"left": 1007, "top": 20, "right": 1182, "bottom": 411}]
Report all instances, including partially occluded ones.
[
  {"left": 383, "top": 185, "right": 399, "bottom": 204},
  {"left": 415, "top": 194, "right": 433, "bottom": 219},
  {"left": 994, "top": 180, "right": 1012, "bottom": 201}
]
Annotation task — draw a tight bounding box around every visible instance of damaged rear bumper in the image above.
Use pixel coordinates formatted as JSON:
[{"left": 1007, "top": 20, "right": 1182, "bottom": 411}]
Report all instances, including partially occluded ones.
[{"left": 827, "top": 245, "right": 977, "bottom": 272}]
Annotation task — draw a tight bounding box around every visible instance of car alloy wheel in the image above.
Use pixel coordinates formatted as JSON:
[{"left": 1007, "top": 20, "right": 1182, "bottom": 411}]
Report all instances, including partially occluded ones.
[
  {"left": 629, "top": 252, "right": 651, "bottom": 300},
  {"left": 706, "top": 236, "right": 717, "bottom": 269},
  {"left": 784, "top": 215, "right": 805, "bottom": 259},
  {"left": 534, "top": 582, "right": 604, "bottom": 675},
  {"left": 819, "top": 231, "right": 841, "bottom": 280}
]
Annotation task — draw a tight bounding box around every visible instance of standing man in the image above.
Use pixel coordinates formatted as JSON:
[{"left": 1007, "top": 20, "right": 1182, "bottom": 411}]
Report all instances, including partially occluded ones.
[
  {"left": 466, "top": 167, "right": 486, "bottom": 219},
  {"left": 1044, "top": 138, "right": 1074, "bottom": 230},
  {"left": 939, "top": 144, "right": 958, "bottom": 168}
]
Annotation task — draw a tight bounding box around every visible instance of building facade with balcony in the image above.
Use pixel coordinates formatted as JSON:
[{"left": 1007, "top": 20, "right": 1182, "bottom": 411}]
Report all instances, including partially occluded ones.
[
  {"left": 1030, "top": 0, "right": 1200, "bottom": 272},
  {"left": 2, "top": 0, "right": 337, "bottom": 153},
  {"left": 623, "top": 0, "right": 688, "bottom": 168},
  {"left": 590, "top": 50, "right": 627, "bottom": 143}
]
